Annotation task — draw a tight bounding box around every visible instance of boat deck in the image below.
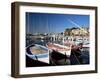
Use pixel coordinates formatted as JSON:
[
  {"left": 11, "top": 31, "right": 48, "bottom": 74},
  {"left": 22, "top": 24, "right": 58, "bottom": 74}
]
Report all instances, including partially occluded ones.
[{"left": 47, "top": 43, "right": 71, "bottom": 51}]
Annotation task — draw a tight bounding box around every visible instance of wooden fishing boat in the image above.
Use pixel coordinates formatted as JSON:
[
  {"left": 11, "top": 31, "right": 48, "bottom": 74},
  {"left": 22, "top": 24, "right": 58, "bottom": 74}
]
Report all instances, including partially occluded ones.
[{"left": 26, "top": 44, "right": 49, "bottom": 63}]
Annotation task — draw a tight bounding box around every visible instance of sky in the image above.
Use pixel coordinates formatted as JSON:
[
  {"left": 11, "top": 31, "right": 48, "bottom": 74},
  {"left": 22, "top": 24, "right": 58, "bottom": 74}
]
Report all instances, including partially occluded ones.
[{"left": 26, "top": 12, "right": 89, "bottom": 34}]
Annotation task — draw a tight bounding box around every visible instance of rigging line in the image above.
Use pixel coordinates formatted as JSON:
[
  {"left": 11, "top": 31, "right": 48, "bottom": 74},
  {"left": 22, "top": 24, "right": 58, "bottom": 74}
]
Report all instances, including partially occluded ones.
[
  {"left": 27, "top": 13, "right": 29, "bottom": 34},
  {"left": 68, "top": 19, "right": 80, "bottom": 28},
  {"left": 27, "top": 13, "right": 30, "bottom": 44},
  {"left": 49, "top": 53, "right": 57, "bottom": 65},
  {"left": 72, "top": 51, "right": 81, "bottom": 64},
  {"left": 68, "top": 19, "right": 84, "bottom": 30},
  {"left": 50, "top": 58, "right": 57, "bottom": 66}
]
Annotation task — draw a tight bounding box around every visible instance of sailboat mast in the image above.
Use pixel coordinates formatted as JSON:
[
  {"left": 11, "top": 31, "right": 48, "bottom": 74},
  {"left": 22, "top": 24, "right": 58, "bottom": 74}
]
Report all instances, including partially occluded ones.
[{"left": 27, "top": 13, "right": 29, "bottom": 34}]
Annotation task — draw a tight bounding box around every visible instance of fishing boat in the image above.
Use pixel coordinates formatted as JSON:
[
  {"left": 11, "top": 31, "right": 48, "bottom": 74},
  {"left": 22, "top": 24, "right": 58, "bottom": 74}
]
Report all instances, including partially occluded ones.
[
  {"left": 46, "top": 43, "right": 71, "bottom": 57},
  {"left": 26, "top": 44, "right": 49, "bottom": 63},
  {"left": 82, "top": 42, "right": 89, "bottom": 48}
]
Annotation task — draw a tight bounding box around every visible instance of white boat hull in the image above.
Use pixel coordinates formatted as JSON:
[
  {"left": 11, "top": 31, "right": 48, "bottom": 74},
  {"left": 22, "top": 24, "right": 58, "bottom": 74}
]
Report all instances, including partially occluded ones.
[{"left": 26, "top": 44, "right": 50, "bottom": 64}]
